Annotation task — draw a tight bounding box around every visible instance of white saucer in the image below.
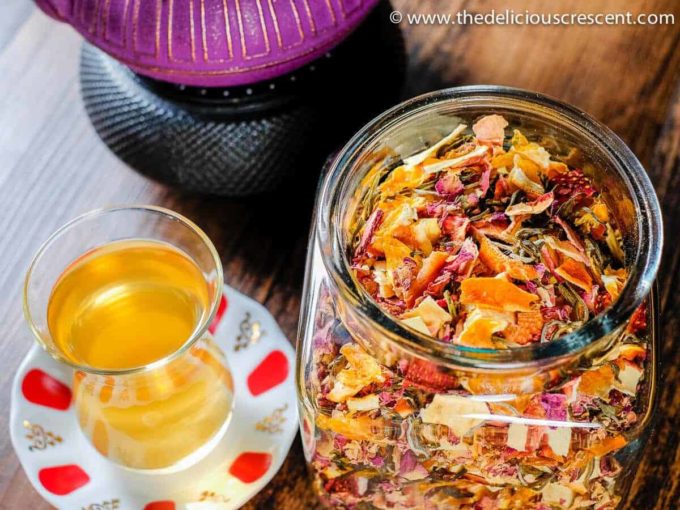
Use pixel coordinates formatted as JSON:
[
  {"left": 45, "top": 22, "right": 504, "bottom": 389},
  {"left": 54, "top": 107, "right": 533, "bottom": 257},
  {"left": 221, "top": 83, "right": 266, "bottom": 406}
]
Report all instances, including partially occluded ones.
[{"left": 10, "top": 284, "right": 298, "bottom": 510}]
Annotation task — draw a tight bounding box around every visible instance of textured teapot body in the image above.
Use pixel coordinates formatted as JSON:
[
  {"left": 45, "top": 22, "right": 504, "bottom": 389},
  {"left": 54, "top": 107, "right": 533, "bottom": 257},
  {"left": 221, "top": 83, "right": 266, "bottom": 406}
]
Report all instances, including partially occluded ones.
[{"left": 35, "top": 0, "right": 378, "bottom": 86}]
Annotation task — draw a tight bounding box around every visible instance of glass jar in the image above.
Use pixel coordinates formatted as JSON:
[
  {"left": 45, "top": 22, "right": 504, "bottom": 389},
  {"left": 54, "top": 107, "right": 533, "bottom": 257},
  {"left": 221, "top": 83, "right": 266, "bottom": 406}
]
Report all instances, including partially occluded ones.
[{"left": 296, "top": 87, "right": 662, "bottom": 509}]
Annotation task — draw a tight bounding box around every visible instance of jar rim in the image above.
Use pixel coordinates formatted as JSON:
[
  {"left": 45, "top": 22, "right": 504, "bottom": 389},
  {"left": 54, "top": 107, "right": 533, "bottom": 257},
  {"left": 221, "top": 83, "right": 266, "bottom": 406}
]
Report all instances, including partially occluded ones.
[{"left": 318, "top": 85, "right": 663, "bottom": 368}]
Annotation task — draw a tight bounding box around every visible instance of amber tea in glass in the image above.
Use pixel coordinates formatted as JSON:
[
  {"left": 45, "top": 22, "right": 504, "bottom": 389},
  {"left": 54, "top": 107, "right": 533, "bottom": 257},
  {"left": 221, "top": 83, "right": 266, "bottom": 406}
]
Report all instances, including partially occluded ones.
[{"left": 24, "top": 206, "right": 233, "bottom": 470}]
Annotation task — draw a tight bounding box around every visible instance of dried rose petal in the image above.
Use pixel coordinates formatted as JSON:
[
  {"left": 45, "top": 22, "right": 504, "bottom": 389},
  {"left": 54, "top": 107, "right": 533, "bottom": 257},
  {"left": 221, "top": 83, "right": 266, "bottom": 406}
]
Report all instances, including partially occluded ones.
[
  {"left": 435, "top": 173, "right": 464, "bottom": 198},
  {"left": 354, "top": 209, "right": 384, "bottom": 259},
  {"left": 473, "top": 114, "right": 508, "bottom": 145}
]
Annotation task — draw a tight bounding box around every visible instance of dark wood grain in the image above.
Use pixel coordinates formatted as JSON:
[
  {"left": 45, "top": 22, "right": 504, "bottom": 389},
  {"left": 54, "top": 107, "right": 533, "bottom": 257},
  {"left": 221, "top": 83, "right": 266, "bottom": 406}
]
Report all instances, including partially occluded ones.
[{"left": 0, "top": 1, "right": 679, "bottom": 508}]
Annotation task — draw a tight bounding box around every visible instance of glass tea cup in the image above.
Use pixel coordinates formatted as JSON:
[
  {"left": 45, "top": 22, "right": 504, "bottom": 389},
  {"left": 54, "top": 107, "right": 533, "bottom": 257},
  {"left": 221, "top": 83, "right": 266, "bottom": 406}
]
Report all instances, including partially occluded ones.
[{"left": 23, "top": 206, "right": 234, "bottom": 471}]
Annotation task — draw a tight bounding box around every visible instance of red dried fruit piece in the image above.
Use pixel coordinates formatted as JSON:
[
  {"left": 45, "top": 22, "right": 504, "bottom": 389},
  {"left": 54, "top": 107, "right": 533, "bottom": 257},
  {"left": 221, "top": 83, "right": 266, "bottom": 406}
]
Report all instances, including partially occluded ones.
[
  {"left": 504, "top": 310, "right": 544, "bottom": 345},
  {"left": 550, "top": 168, "right": 595, "bottom": 207},
  {"left": 594, "top": 290, "right": 613, "bottom": 314},
  {"left": 324, "top": 476, "right": 356, "bottom": 495},
  {"left": 441, "top": 214, "right": 470, "bottom": 242},
  {"left": 627, "top": 303, "right": 647, "bottom": 334},
  {"left": 590, "top": 222, "right": 607, "bottom": 241},
  {"left": 404, "top": 358, "right": 458, "bottom": 393}
]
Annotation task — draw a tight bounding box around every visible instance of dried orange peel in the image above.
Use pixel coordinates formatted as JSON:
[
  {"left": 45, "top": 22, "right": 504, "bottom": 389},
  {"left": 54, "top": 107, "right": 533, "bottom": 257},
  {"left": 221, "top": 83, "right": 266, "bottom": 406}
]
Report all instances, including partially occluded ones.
[
  {"left": 476, "top": 231, "right": 539, "bottom": 281},
  {"left": 460, "top": 277, "right": 538, "bottom": 312},
  {"left": 555, "top": 258, "right": 594, "bottom": 292},
  {"left": 456, "top": 307, "right": 513, "bottom": 348}
]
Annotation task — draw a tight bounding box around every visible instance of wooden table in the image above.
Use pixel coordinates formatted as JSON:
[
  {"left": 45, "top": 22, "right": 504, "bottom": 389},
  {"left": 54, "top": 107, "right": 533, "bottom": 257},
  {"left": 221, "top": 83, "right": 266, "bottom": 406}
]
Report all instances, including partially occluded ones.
[{"left": 0, "top": 0, "right": 678, "bottom": 508}]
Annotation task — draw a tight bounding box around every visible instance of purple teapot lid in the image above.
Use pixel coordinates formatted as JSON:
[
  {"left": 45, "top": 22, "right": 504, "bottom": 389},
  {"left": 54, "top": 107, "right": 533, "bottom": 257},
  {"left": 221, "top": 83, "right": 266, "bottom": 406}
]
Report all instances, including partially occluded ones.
[{"left": 36, "top": 0, "right": 379, "bottom": 86}]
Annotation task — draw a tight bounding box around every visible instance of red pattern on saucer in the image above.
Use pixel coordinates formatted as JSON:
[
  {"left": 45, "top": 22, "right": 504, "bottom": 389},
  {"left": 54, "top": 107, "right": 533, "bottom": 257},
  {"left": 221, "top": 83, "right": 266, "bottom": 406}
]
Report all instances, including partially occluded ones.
[
  {"left": 144, "top": 502, "right": 176, "bottom": 510},
  {"left": 229, "top": 452, "right": 273, "bottom": 484},
  {"left": 22, "top": 369, "right": 72, "bottom": 410},
  {"left": 247, "top": 350, "right": 289, "bottom": 396},
  {"left": 38, "top": 464, "right": 90, "bottom": 495},
  {"left": 209, "top": 294, "right": 229, "bottom": 334}
]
